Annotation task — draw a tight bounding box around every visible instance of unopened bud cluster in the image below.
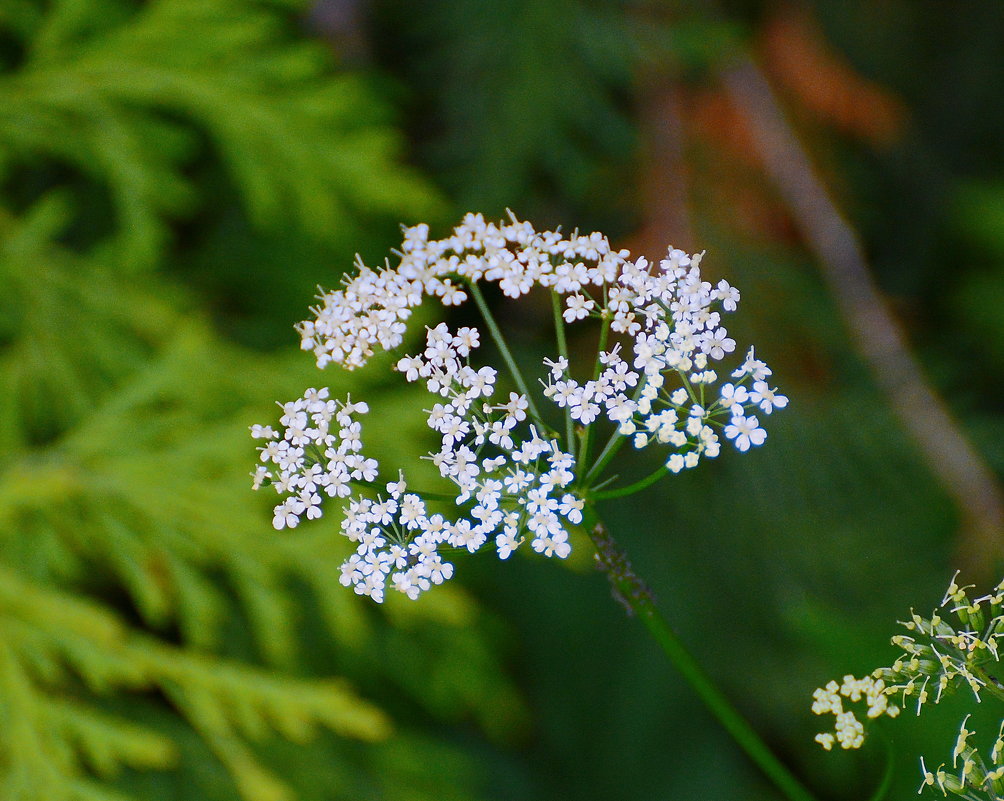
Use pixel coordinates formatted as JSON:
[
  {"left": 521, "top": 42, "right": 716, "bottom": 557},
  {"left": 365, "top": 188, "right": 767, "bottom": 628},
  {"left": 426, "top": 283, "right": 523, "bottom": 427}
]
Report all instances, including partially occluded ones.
[
  {"left": 813, "top": 572, "right": 1004, "bottom": 798},
  {"left": 811, "top": 674, "right": 900, "bottom": 751}
]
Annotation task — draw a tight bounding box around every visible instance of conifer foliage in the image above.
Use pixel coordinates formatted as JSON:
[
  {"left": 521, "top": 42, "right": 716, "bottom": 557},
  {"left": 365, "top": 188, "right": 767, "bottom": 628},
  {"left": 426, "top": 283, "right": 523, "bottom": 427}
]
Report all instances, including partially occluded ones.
[
  {"left": 0, "top": 3, "right": 510, "bottom": 800},
  {"left": 0, "top": 0, "right": 437, "bottom": 271}
]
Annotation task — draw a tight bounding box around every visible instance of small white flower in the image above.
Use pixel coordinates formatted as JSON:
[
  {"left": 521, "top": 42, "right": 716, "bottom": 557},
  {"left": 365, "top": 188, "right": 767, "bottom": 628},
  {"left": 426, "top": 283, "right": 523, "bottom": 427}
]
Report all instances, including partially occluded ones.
[
  {"left": 558, "top": 494, "right": 584, "bottom": 524},
  {"left": 251, "top": 465, "right": 270, "bottom": 490},
  {"left": 427, "top": 557, "right": 454, "bottom": 584},
  {"left": 704, "top": 328, "right": 736, "bottom": 361},
  {"left": 563, "top": 293, "right": 594, "bottom": 322},
  {"left": 724, "top": 414, "right": 766, "bottom": 452},
  {"left": 749, "top": 381, "right": 788, "bottom": 414},
  {"left": 543, "top": 356, "right": 568, "bottom": 379},
  {"left": 300, "top": 491, "right": 323, "bottom": 520},
  {"left": 814, "top": 733, "right": 835, "bottom": 751},
  {"left": 666, "top": 454, "right": 685, "bottom": 473},
  {"left": 732, "top": 347, "right": 772, "bottom": 381},
  {"left": 396, "top": 355, "right": 424, "bottom": 381},
  {"left": 670, "top": 388, "right": 689, "bottom": 406},
  {"left": 272, "top": 497, "right": 304, "bottom": 530},
  {"left": 454, "top": 326, "right": 480, "bottom": 355},
  {"left": 502, "top": 392, "right": 529, "bottom": 422},
  {"left": 496, "top": 530, "right": 522, "bottom": 560},
  {"left": 718, "top": 383, "right": 749, "bottom": 412}
]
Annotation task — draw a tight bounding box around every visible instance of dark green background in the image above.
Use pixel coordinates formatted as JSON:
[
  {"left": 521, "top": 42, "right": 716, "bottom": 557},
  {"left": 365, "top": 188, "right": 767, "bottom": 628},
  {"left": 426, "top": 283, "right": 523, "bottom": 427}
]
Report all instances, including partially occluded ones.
[{"left": 3, "top": 1, "right": 1003, "bottom": 799}]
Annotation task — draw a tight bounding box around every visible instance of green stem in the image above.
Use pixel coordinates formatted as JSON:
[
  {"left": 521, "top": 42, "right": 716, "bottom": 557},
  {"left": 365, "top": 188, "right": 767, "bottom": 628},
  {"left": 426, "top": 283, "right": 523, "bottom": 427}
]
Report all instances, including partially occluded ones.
[
  {"left": 970, "top": 665, "right": 1004, "bottom": 703},
  {"left": 583, "top": 376, "right": 650, "bottom": 486},
  {"left": 582, "top": 504, "right": 819, "bottom": 801},
  {"left": 468, "top": 281, "right": 544, "bottom": 423},
  {"left": 583, "top": 429, "right": 627, "bottom": 487},
  {"left": 577, "top": 316, "right": 611, "bottom": 470},
  {"left": 591, "top": 465, "right": 670, "bottom": 501},
  {"left": 551, "top": 292, "right": 575, "bottom": 454},
  {"left": 865, "top": 730, "right": 894, "bottom": 801},
  {"left": 352, "top": 479, "right": 457, "bottom": 504}
]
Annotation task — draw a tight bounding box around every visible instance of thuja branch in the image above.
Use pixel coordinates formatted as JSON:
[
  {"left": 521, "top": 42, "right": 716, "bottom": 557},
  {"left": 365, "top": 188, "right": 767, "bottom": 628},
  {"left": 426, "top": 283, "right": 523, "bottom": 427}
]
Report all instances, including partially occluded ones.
[{"left": 583, "top": 504, "right": 819, "bottom": 801}]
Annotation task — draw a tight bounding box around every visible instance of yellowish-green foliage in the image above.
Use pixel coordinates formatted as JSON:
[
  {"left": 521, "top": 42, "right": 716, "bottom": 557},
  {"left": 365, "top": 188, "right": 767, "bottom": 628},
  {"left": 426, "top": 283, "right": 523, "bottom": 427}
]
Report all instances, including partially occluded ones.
[
  {"left": 0, "top": 0, "right": 439, "bottom": 271},
  {"left": 0, "top": 213, "right": 393, "bottom": 800},
  {"left": 0, "top": 3, "right": 519, "bottom": 800}
]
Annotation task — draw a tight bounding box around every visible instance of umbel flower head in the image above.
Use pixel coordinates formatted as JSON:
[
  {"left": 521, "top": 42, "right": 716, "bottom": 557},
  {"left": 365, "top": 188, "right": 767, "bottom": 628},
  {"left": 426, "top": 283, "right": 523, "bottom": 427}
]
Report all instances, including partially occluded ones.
[{"left": 252, "top": 213, "right": 787, "bottom": 602}]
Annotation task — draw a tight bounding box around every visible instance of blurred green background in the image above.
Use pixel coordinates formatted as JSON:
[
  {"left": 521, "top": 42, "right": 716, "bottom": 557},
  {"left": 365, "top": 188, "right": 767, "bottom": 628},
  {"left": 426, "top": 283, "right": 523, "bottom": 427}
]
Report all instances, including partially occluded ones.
[{"left": 2, "top": 1, "right": 1003, "bottom": 799}]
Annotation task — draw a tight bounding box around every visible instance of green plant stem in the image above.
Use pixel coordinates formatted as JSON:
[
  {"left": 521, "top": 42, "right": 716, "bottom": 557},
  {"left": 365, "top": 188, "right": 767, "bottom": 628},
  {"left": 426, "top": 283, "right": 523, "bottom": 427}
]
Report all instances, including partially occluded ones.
[
  {"left": 468, "top": 281, "right": 544, "bottom": 423},
  {"left": 866, "top": 730, "right": 894, "bottom": 801},
  {"left": 581, "top": 504, "right": 819, "bottom": 801},
  {"left": 591, "top": 465, "right": 670, "bottom": 501},
  {"left": 582, "top": 429, "right": 626, "bottom": 487},
  {"left": 577, "top": 316, "right": 610, "bottom": 470},
  {"left": 584, "top": 375, "right": 652, "bottom": 487},
  {"left": 551, "top": 293, "right": 575, "bottom": 454},
  {"left": 970, "top": 665, "right": 1004, "bottom": 703}
]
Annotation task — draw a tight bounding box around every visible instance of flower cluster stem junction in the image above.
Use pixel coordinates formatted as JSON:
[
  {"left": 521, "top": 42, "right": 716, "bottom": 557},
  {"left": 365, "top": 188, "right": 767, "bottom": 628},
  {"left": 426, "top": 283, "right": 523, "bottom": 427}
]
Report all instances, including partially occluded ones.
[{"left": 581, "top": 503, "right": 819, "bottom": 801}]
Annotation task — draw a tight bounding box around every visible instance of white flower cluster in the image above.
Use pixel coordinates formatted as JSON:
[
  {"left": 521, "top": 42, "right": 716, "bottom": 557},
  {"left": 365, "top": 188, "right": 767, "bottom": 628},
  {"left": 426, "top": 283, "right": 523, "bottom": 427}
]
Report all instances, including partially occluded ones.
[
  {"left": 251, "top": 389, "right": 376, "bottom": 530},
  {"left": 296, "top": 212, "right": 664, "bottom": 371},
  {"left": 252, "top": 323, "right": 585, "bottom": 604},
  {"left": 259, "top": 214, "right": 789, "bottom": 603},
  {"left": 811, "top": 674, "right": 899, "bottom": 751},
  {"left": 337, "top": 477, "right": 455, "bottom": 603},
  {"left": 298, "top": 213, "right": 576, "bottom": 370},
  {"left": 298, "top": 213, "right": 786, "bottom": 472},
  {"left": 548, "top": 246, "right": 788, "bottom": 472},
  {"left": 331, "top": 319, "right": 585, "bottom": 603},
  {"left": 400, "top": 323, "right": 582, "bottom": 563}
]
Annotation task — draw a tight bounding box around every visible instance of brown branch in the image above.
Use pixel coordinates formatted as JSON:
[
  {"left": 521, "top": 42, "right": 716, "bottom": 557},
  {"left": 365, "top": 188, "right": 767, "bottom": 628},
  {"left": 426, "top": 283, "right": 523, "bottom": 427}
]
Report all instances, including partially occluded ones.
[
  {"left": 721, "top": 57, "right": 1004, "bottom": 576},
  {"left": 628, "top": 79, "right": 695, "bottom": 257}
]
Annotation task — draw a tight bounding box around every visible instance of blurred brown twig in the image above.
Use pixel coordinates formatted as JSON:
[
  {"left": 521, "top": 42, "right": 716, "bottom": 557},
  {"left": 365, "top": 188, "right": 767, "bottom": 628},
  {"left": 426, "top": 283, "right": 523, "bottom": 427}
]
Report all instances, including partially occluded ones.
[{"left": 721, "top": 55, "right": 1004, "bottom": 577}]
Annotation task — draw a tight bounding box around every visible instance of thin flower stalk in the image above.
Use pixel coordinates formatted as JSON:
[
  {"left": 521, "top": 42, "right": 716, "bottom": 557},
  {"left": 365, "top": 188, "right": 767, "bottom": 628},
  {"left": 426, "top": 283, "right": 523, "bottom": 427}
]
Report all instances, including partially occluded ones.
[{"left": 582, "top": 505, "right": 817, "bottom": 801}]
